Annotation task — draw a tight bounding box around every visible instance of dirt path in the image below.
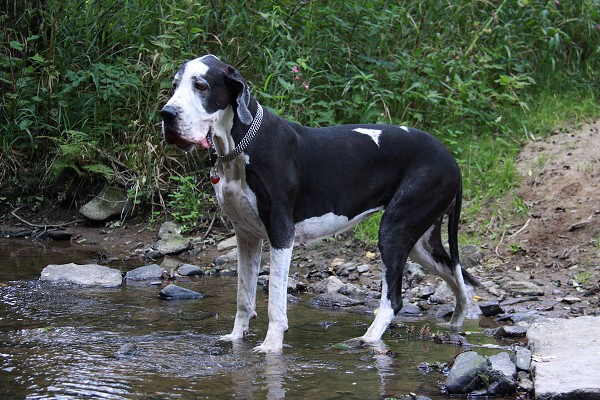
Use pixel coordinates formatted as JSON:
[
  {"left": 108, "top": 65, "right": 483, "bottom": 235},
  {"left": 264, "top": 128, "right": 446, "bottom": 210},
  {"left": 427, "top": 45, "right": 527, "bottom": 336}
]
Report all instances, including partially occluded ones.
[{"left": 476, "top": 121, "right": 600, "bottom": 317}]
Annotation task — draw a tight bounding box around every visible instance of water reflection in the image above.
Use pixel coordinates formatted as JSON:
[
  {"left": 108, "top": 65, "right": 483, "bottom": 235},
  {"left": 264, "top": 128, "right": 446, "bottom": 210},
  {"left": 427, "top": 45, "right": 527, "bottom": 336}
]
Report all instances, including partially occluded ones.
[{"left": 0, "top": 238, "right": 507, "bottom": 399}]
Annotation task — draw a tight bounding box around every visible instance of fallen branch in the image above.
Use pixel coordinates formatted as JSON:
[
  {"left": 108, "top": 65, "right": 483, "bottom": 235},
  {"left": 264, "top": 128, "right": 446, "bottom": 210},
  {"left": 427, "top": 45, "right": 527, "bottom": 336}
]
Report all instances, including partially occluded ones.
[
  {"left": 509, "top": 218, "right": 530, "bottom": 240},
  {"left": 202, "top": 213, "right": 218, "bottom": 240},
  {"left": 11, "top": 210, "right": 83, "bottom": 229},
  {"left": 494, "top": 229, "right": 506, "bottom": 260}
]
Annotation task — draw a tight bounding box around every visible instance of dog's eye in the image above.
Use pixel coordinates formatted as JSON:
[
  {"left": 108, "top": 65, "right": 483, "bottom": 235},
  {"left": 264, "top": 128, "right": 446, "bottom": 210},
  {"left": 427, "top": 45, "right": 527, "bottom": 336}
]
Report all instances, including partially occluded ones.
[{"left": 194, "top": 81, "right": 208, "bottom": 92}]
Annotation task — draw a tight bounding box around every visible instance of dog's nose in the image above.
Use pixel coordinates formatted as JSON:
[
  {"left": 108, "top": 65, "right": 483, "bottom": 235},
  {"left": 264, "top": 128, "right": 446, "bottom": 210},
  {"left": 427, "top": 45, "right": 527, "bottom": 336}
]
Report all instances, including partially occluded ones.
[{"left": 160, "top": 105, "right": 179, "bottom": 122}]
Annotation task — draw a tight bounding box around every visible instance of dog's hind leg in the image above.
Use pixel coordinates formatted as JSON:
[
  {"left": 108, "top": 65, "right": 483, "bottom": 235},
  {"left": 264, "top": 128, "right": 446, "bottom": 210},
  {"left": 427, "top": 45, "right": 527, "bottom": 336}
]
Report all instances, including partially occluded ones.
[
  {"left": 220, "top": 231, "right": 263, "bottom": 342},
  {"left": 408, "top": 218, "right": 474, "bottom": 328},
  {"left": 360, "top": 203, "right": 423, "bottom": 344}
]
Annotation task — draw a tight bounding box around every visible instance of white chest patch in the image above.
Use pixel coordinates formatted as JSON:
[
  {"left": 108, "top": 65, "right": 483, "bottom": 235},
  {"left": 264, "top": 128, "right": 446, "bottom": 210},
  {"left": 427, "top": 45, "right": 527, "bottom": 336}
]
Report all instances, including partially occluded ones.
[
  {"left": 353, "top": 128, "right": 382, "bottom": 146},
  {"left": 213, "top": 178, "right": 267, "bottom": 239}
]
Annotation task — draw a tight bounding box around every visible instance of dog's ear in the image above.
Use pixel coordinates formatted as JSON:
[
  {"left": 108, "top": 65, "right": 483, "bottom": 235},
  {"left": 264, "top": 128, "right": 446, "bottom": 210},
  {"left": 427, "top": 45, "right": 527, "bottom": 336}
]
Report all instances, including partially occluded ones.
[{"left": 223, "top": 65, "right": 253, "bottom": 125}]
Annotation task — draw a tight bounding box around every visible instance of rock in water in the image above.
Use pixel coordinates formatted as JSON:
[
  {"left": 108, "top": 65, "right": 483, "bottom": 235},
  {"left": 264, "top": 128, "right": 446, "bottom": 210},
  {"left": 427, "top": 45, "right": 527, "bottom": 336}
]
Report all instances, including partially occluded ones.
[
  {"left": 40, "top": 263, "right": 122, "bottom": 287},
  {"left": 159, "top": 284, "right": 204, "bottom": 300},
  {"left": 125, "top": 264, "right": 163, "bottom": 280},
  {"left": 445, "top": 351, "right": 488, "bottom": 394},
  {"left": 487, "top": 352, "right": 517, "bottom": 395},
  {"left": 79, "top": 186, "right": 132, "bottom": 221},
  {"left": 176, "top": 264, "right": 204, "bottom": 276}
]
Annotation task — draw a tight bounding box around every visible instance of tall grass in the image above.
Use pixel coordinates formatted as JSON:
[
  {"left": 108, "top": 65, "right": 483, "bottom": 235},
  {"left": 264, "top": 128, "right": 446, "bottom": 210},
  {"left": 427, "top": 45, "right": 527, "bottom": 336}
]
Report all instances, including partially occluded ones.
[{"left": 1, "top": 0, "right": 599, "bottom": 231}]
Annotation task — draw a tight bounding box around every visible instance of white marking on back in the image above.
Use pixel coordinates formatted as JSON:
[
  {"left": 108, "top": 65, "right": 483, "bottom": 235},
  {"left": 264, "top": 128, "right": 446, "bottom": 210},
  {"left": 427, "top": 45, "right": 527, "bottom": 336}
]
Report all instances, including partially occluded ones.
[
  {"left": 353, "top": 128, "right": 382, "bottom": 146},
  {"left": 399, "top": 126, "right": 410, "bottom": 132},
  {"left": 295, "top": 207, "right": 383, "bottom": 245}
]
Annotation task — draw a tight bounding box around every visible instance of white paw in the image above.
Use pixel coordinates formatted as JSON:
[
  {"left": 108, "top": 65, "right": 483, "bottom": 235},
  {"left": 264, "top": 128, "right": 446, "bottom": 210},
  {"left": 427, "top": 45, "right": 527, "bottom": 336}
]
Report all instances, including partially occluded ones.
[
  {"left": 252, "top": 341, "right": 283, "bottom": 354},
  {"left": 218, "top": 333, "right": 243, "bottom": 342}
]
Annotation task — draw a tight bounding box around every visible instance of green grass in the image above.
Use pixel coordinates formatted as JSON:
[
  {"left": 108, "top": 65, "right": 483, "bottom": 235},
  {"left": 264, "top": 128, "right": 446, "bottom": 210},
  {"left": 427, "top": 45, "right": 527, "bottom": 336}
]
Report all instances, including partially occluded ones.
[
  {"left": 1, "top": 0, "right": 599, "bottom": 233},
  {"left": 353, "top": 82, "right": 599, "bottom": 245}
]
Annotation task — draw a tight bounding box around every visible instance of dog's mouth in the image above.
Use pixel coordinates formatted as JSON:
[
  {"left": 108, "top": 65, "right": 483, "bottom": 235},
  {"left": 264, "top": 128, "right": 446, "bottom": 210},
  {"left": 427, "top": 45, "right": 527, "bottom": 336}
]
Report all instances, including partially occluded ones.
[{"left": 164, "top": 127, "right": 212, "bottom": 151}]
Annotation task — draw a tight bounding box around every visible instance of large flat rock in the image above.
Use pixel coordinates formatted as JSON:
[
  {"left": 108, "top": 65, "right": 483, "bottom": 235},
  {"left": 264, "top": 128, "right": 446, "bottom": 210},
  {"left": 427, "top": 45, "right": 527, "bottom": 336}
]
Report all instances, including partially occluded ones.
[
  {"left": 527, "top": 316, "right": 600, "bottom": 400},
  {"left": 41, "top": 263, "right": 122, "bottom": 287}
]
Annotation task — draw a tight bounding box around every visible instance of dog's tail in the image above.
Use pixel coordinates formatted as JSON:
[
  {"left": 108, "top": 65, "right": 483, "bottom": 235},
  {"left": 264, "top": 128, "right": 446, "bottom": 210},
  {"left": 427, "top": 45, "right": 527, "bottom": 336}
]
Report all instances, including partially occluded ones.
[{"left": 448, "top": 178, "right": 480, "bottom": 287}]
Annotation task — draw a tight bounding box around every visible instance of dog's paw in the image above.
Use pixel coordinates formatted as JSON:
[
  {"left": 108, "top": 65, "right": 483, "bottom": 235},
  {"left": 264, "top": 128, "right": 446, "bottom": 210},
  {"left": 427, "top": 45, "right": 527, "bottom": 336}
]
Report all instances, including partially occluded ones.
[
  {"left": 344, "top": 336, "right": 388, "bottom": 353},
  {"left": 342, "top": 337, "right": 368, "bottom": 350},
  {"left": 252, "top": 343, "right": 283, "bottom": 354},
  {"left": 218, "top": 333, "right": 243, "bottom": 342}
]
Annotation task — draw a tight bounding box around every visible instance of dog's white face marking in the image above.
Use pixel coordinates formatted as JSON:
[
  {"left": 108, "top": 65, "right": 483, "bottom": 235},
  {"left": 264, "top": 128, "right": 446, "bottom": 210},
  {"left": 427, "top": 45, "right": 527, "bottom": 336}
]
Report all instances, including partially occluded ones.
[
  {"left": 294, "top": 207, "right": 383, "bottom": 245},
  {"left": 353, "top": 128, "right": 382, "bottom": 146},
  {"left": 162, "top": 57, "right": 228, "bottom": 149}
]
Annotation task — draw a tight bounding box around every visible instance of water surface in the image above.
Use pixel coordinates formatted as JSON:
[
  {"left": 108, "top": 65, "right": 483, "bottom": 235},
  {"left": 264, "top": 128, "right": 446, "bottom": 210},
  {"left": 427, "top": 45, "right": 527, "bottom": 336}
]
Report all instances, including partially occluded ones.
[{"left": 0, "top": 238, "right": 509, "bottom": 399}]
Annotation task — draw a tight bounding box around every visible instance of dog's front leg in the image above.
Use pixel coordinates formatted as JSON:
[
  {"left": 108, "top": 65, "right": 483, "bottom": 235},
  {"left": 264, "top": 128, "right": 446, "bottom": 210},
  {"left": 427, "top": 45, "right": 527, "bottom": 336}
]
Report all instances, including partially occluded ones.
[
  {"left": 253, "top": 243, "right": 293, "bottom": 353},
  {"left": 220, "top": 231, "right": 263, "bottom": 342}
]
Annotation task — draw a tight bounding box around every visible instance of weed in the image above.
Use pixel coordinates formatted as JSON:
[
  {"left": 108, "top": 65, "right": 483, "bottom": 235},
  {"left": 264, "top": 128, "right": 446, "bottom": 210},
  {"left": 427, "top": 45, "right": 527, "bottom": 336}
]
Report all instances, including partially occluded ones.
[
  {"left": 1, "top": 0, "right": 599, "bottom": 232},
  {"left": 165, "top": 175, "right": 213, "bottom": 233},
  {"left": 574, "top": 270, "right": 595, "bottom": 286}
]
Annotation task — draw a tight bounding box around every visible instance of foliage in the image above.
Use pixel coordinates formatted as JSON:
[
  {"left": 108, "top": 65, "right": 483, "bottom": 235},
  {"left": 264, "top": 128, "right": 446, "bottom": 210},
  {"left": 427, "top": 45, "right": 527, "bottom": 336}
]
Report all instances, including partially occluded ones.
[
  {"left": 165, "top": 175, "right": 213, "bottom": 233},
  {"left": 1, "top": 0, "right": 599, "bottom": 234}
]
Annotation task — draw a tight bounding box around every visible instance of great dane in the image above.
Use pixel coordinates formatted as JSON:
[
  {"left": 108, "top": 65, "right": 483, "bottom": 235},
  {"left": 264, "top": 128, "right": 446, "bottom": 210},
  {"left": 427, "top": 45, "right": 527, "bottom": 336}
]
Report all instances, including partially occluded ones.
[{"left": 160, "top": 54, "right": 478, "bottom": 353}]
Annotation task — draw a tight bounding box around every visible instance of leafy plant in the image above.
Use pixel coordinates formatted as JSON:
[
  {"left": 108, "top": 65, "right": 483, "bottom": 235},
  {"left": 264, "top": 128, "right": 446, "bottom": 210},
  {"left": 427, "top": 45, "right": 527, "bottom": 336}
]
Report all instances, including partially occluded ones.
[
  {"left": 165, "top": 175, "right": 214, "bottom": 233},
  {"left": 1, "top": 0, "right": 598, "bottom": 235}
]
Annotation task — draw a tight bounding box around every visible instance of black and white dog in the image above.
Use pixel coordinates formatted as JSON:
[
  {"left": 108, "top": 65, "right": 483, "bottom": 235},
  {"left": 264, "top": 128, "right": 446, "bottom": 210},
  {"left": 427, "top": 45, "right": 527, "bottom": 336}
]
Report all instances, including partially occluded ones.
[{"left": 161, "top": 55, "right": 478, "bottom": 353}]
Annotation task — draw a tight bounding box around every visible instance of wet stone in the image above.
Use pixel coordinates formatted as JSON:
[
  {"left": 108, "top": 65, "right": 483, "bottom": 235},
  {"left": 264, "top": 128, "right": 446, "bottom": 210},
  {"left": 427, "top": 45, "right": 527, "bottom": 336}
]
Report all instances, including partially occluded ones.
[
  {"left": 335, "top": 262, "right": 356, "bottom": 277},
  {"left": 517, "top": 371, "right": 534, "bottom": 393},
  {"left": 311, "top": 276, "right": 344, "bottom": 294},
  {"left": 309, "top": 292, "right": 364, "bottom": 308},
  {"left": 479, "top": 300, "right": 504, "bottom": 317},
  {"left": 338, "top": 283, "right": 365, "bottom": 297},
  {"left": 398, "top": 302, "right": 423, "bottom": 317},
  {"left": 217, "top": 236, "right": 237, "bottom": 251},
  {"left": 125, "top": 264, "right": 163, "bottom": 280},
  {"left": 356, "top": 264, "right": 370, "bottom": 274},
  {"left": 214, "top": 249, "right": 237, "bottom": 267},
  {"left": 494, "top": 325, "right": 528, "bottom": 338},
  {"left": 155, "top": 222, "right": 190, "bottom": 255},
  {"left": 560, "top": 296, "right": 581, "bottom": 304},
  {"left": 157, "top": 221, "right": 181, "bottom": 239},
  {"left": 40, "top": 263, "right": 122, "bottom": 287},
  {"left": 446, "top": 351, "right": 518, "bottom": 397},
  {"left": 501, "top": 280, "right": 544, "bottom": 296},
  {"left": 159, "top": 284, "right": 204, "bottom": 300},
  {"left": 514, "top": 346, "right": 532, "bottom": 371},
  {"left": 116, "top": 343, "right": 138, "bottom": 357},
  {"left": 460, "top": 244, "right": 484, "bottom": 268},
  {"left": 445, "top": 351, "right": 488, "bottom": 394},
  {"left": 429, "top": 281, "right": 454, "bottom": 305},
  {"left": 177, "top": 264, "right": 204, "bottom": 276},
  {"left": 403, "top": 262, "right": 425, "bottom": 287},
  {"left": 496, "top": 310, "right": 540, "bottom": 324},
  {"left": 156, "top": 235, "right": 190, "bottom": 255},
  {"left": 487, "top": 352, "right": 517, "bottom": 395}
]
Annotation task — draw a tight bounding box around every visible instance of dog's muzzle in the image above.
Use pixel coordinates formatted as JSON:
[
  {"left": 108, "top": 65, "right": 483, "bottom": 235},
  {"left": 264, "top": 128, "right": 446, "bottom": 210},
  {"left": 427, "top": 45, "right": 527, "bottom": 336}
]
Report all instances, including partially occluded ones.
[{"left": 160, "top": 105, "right": 211, "bottom": 150}]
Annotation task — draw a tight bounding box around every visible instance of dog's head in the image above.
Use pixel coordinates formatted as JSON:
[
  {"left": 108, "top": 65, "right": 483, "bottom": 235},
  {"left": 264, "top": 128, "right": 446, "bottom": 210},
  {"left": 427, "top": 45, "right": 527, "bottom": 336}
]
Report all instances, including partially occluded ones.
[{"left": 160, "top": 55, "right": 253, "bottom": 151}]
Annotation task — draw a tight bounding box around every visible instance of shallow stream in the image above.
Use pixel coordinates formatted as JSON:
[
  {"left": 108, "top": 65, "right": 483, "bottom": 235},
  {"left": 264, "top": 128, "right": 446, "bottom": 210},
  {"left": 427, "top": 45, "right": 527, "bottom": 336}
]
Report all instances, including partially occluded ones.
[{"left": 0, "top": 238, "right": 511, "bottom": 399}]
